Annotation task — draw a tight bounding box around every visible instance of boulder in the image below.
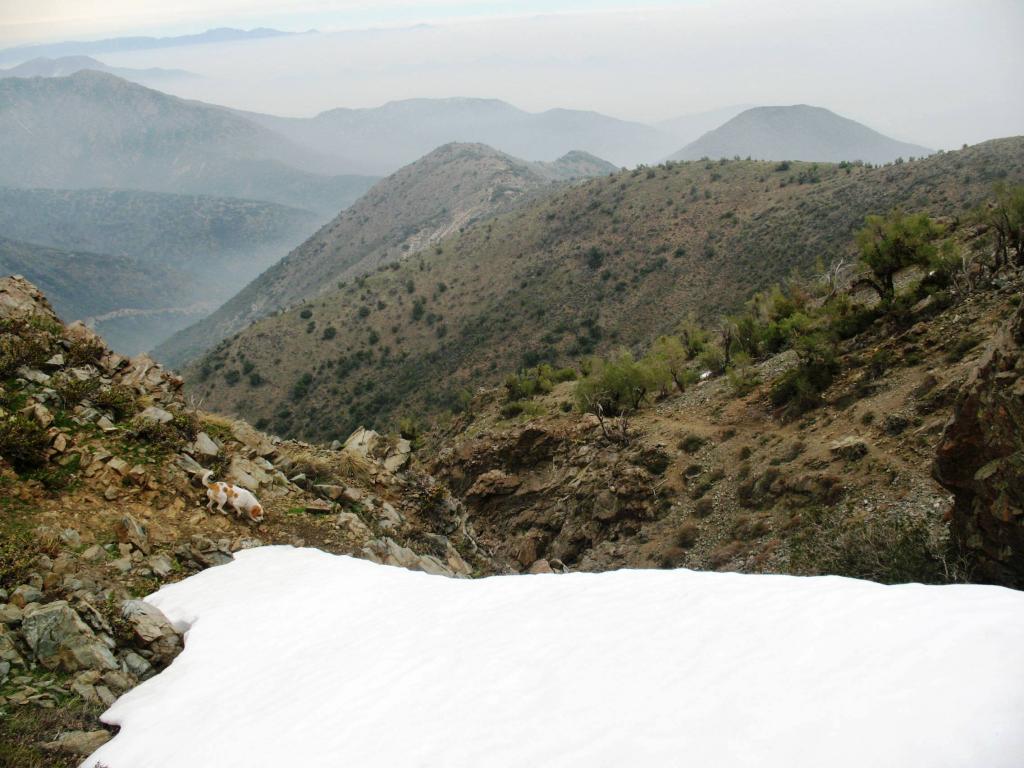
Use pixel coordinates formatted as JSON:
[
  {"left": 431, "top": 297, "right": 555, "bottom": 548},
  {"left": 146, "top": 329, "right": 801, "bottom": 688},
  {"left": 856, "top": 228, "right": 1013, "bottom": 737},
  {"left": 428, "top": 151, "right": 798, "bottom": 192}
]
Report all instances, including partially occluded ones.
[
  {"left": 829, "top": 436, "right": 869, "bottom": 461},
  {"left": 0, "top": 603, "right": 23, "bottom": 624},
  {"left": 230, "top": 420, "right": 275, "bottom": 457},
  {"left": 343, "top": 427, "right": 383, "bottom": 459},
  {"left": 121, "top": 600, "right": 183, "bottom": 666},
  {"left": 20, "top": 402, "right": 53, "bottom": 428},
  {"left": 138, "top": 406, "right": 174, "bottom": 425},
  {"left": 362, "top": 538, "right": 452, "bottom": 577},
  {"left": 934, "top": 304, "right": 1024, "bottom": 588},
  {"left": 466, "top": 469, "right": 520, "bottom": 498},
  {"left": 147, "top": 553, "right": 175, "bottom": 577},
  {"left": 21, "top": 601, "right": 118, "bottom": 672},
  {"left": 40, "top": 730, "right": 111, "bottom": 756},
  {"left": 0, "top": 625, "right": 25, "bottom": 667},
  {"left": 227, "top": 455, "right": 272, "bottom": 489},
  {"left": 106, "top": 456, "right": 130, "bottom": 475},
  {"left": 191, "top": 431, "right": 220, "bottom": 457},
  {"left": 114, "top": 513, "right": 150, "bottom": 554},
  {"left": 304, "top": 500, "right": 334, "bottom": 515},
  {"left": 121, "top": 649, "right": 154, "bottom": 680},
  {"left": 315, "top": 484, "right": 346, "bottom": 501},
  {"left": 378, "top": 501, "right": 403, "bottom": 530},
  {"left": 336, "top": 511, "right": 373, "bottom": 540},
  {"left": 383, "top": 438, "right": 413, "bottom": 472},
  {"left": 10, "top": 584, "right": 43, "bottom": 608}
]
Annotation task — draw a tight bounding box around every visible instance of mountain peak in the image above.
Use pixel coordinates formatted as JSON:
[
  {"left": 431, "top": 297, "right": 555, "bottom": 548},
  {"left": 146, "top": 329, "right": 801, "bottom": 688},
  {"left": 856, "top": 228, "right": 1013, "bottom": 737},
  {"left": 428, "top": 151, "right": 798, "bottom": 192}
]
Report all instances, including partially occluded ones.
[{"left": 669, "top": 104, "right": 931, "bottom": 164}]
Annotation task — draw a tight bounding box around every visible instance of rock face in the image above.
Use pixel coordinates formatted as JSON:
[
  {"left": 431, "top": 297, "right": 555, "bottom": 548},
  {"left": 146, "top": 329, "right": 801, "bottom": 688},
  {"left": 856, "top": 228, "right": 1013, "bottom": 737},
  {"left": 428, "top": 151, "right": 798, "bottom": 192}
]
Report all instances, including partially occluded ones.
[{"left": 934, "top": 304, "right": 1024, "bottom": 588}]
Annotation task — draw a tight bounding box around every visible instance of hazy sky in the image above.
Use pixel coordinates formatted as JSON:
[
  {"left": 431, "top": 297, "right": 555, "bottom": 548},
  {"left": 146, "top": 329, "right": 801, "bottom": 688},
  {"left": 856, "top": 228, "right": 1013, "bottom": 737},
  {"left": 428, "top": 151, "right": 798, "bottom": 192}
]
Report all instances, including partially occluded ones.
[{"left": 1, "top": 0, "right": 1021, "bottom": 149}]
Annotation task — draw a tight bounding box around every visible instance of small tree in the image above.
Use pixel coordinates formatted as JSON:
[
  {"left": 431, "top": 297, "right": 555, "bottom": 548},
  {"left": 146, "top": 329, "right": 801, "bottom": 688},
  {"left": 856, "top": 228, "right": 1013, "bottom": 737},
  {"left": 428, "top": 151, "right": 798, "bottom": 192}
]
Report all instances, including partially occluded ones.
[
  {"left": 575, "top": 351, "right": 664, "bottom": 416},
  {"left": 854, "top": 210, "right": 942, "bottom": 304},
  {"left": 647, "top": 335, "right": 697, "bottom": 393},
  {"left": 984, "top": 183, "right": 1024, "bottom": 269}
]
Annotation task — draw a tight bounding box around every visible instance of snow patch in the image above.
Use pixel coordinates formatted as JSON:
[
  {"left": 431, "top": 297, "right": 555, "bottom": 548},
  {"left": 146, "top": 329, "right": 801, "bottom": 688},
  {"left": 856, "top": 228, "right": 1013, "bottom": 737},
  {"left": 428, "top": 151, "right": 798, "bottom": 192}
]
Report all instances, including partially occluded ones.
[{"left": 85, "top": 546, "right": 1024, "bottom": 768}]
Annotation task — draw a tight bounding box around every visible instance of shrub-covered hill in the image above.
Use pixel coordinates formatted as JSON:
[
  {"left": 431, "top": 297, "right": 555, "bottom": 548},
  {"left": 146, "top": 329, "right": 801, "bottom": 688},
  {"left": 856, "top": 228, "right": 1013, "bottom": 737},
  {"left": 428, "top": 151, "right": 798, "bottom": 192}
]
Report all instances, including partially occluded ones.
[
  {"left": 186, "top": 137, "right": 1024, "bottom": 442},
  {"left": 155, "top": 143, "right": 613, "bottom": 367}
]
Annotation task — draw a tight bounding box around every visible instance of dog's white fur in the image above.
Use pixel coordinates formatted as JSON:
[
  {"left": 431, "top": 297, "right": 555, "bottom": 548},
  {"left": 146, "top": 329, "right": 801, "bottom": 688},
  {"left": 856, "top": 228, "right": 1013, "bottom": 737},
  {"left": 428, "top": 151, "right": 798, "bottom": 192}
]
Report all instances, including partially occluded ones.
[{"left": 201, "top": 470, "right": 264, "bottom": 523}]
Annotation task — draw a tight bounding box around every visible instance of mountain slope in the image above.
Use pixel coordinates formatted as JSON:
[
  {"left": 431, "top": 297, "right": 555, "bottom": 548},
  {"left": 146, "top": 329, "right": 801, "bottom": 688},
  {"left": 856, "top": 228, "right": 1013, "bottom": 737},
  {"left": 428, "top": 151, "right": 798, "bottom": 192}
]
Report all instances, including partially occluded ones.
[
  {"left": 184, "top": 137, "right": 1024, "bottom": 441},
  {"left": 0, "top": 71, "right": 376, "bottom": 215},
  {"left": 243, "top": 97, "right": 675, "bottom": 174},
  {"left": 154, "top": 143, "right": 608, "bottom": 366},
  {"left": 669, "top": 105, "right": 932, "bottom": 164},
  {"left": 0, "top": 56, "right": 197, "bottom": 84}
]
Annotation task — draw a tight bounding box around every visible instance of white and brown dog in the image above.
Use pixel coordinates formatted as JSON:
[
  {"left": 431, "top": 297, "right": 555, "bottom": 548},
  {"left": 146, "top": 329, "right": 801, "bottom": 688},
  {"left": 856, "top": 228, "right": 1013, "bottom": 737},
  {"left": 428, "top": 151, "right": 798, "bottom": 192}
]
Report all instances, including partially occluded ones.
[{"left": 200, "top": 470, "right": 264, "bottom": 523}]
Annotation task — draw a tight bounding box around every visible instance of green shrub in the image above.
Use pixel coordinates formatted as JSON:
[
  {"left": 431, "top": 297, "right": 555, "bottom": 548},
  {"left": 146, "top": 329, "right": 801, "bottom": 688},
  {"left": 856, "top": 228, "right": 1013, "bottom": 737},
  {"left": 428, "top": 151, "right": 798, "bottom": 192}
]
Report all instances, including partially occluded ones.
[
  {"left": 93, "top": 384, "right": 139, "bottom": 420},
  {"left": 52, "top": 374, "right": 100, "bottom": 407},
  {"left": 945, "top": 334, "right": 982, "bottom": 363},
  {"left": 0, "top": 414, "right": 49, "bottom": 470},
  {"left": 679, "top": 433, "right": 706, "bottom": 453},
  {"left": 790, "top": 509, "right": 962, "bottom": 584},
  {"left": 66, "top": 336, "right": 105, "bottom": 366},
  {"left": 128, "top": 410, "right": 197, "bottom": 449},
  {"left": 0, "top": 328, "right": 51, "bottom": 377},
  {"left": 500, "top": 401, "right": 525, "bottom": 418},
  {"left": 769, "top": 331, "right": 838, "bottom": 416},
  {"left": 675, "top": 520, "right": 699, "bottom": 548},
  {"left": 291, "top": 372, "right": 314, "bottom": 401}
]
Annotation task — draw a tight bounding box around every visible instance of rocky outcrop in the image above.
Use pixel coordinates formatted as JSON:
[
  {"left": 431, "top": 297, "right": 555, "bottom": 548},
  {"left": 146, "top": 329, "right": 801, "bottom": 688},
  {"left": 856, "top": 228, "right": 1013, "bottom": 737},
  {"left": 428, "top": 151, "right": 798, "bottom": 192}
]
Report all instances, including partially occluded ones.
[
  {"left": 934, "top": 303, "right": 1024, "bottom": 588},
  {"left": 21, "top": 600, "right": 118, "bottom": 672}
]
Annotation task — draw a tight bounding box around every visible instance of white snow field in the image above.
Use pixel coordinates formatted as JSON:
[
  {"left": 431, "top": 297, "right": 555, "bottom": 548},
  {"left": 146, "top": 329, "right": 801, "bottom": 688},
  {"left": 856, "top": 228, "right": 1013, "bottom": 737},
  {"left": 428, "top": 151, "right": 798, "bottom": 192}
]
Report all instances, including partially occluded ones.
[{"left": 85, "top": 546, "right": 1024, "bottom": 768}]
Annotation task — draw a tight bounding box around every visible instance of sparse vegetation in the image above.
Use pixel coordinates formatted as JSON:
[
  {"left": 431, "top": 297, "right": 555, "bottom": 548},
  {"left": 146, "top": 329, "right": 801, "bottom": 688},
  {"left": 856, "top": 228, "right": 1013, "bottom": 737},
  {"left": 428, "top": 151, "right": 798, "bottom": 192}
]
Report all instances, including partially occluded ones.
[{"left": 0, "top": 414, "right": 50, "bottom": 470}]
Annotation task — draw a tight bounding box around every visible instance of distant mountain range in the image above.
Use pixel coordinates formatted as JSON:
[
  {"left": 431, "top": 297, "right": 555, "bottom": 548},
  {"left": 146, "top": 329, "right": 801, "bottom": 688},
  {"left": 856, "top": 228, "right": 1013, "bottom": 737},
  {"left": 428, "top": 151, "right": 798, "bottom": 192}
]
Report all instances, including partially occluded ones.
[
  {"left": 0, "top": 28, "right": 296, "bottom": 65},
  {"left": 669, "top": 105, "right": 932, "bottom": 164},
  {"left": 0, "top": 55, "right": 197, "bottom": 84},
  {"left": 241, "top": 98, "right": 677, "bottom": 174},
  {"left": 154, "top": 142, "right": 617, "bottom": 366},
  {"left": 0, "top": 71, "right": 376, "bottom": 216}
]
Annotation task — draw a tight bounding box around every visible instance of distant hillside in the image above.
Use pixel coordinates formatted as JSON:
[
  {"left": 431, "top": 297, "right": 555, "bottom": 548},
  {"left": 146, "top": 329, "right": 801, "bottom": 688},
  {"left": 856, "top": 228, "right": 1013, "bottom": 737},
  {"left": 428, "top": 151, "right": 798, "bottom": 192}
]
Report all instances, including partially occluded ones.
[
  {"left": 0, "top": 27, "right": 294, "bottom": 65},
  {"left": 669, "top": 105, "right": 932, "bottom": 164},
  {"left": 155, "top": 143, "right": 611, "bottom": 366},
  {"left": 0, "top": 187, "right": 318, "bottom": 283},
  {"left": 535, "top": 151, "right": 620, "bottom": 180},
  {"left": 0, "top": 236, "right": 189, "bottom": 322},
  {"left": 243, "top": 97, "right": 677, "bottom": 174},
  {"left": 184, "top": 138, "right": 1024, "bottom": 441},
  {"left": 0, "top": 56, "right": 197, "bottom": 84},
  {"left": 0, "top": 71, "right": 376, "bottom": 215}
]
